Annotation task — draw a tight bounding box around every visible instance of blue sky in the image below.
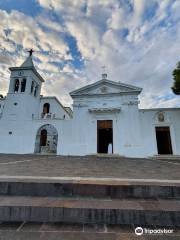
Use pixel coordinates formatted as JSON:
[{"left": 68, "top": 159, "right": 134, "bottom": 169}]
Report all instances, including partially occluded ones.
[
  {"left": 0, "top": 0, "right": 41, "bottom": 16},
  {"left": 0, "top": 0, "right": 179, "bottom": 107}
]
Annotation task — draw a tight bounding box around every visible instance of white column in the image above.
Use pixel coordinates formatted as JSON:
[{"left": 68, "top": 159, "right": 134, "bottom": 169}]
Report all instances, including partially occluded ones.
[{"left": 18, "top": 78, "right": 22, "bottom": 93}]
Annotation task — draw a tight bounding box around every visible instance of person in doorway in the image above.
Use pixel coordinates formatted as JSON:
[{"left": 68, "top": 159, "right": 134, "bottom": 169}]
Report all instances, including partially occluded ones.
[{"left": 108, "top": 143, "right": 112, "bottom": 154}]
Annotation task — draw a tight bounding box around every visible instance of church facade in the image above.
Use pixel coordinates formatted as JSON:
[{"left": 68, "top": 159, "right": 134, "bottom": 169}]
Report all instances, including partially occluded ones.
[{"left": 0, "top": 53, "right": 180, "bottom": 158}]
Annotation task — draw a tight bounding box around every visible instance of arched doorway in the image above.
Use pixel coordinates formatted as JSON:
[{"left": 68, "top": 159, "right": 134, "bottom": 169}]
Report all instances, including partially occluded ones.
[
  {"left": 35, "top": 124, "right": 58, "bottom": 154},
  {"left": 40, "top": 129, "right": 47, "bottom": 146}
]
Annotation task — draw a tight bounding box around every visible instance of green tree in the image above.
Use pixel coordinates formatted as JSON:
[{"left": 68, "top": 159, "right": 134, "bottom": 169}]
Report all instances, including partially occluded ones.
[{"left": 172, "top": 62, "right": 180, "bottom": 95}]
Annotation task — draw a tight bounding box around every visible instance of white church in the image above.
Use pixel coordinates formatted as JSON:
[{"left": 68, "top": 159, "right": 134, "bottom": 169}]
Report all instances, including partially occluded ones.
[{"left": 0, "top": 52, "right": 180, "bottom": 158}]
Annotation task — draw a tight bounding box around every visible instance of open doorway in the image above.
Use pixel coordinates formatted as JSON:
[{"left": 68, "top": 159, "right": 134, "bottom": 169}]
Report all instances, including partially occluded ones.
[
  {"left": 35, "top": 124, "right": 58, "bottom": 154},
  {"left": 155, "top": 126, "right": 173, "bottom": 154},
  {"left": 97, "top": 120, "right": 113, "bottom": 154},
  {"left": 40, "top": 129, "right": 47, "bottom": 146}
]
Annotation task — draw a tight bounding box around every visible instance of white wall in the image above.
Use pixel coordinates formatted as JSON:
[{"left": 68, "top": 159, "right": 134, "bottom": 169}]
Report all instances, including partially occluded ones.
[
  {"left": 0, "top": 72, "right": 180, "bottom": 157},
  {"left": 3, "top": 70, "right": 42, "bottom": 122},
  {"left": 0, "top": 98, "right": 5, "bottom": 117},
  {"left": 60, "top": 95, "right": 180, "bottom": 157},
  {"left": 39, "top": 97, "right": 70, "bottom": 120},
  {"left": 139, "top": 109, "right": 180, "bottom": 156},
  {"left": 0, "top": 118, "right": 66, "bottom": 154},
  {"left": 65, "top": 93, "right": 144, "bottom": 157}
]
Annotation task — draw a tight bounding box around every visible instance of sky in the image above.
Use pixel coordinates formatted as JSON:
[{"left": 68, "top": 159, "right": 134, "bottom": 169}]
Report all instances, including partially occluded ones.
[{"left": 0, "top": 0, "right": 179, "bottom": 108}]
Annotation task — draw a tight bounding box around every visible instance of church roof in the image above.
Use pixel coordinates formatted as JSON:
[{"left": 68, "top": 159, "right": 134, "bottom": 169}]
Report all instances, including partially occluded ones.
[
  {"left": 9, "top": 53, "right": 44, "bottom": 82},
  {"left": 20, "top": 55, "right": 34, "bottom": 68},
  {"left": 70, "top": 79, "right": 142, "bottom": 98}
]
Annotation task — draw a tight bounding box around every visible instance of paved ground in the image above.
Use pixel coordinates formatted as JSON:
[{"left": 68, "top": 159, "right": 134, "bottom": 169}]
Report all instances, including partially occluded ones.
[
  {"left": 0, "top": 222, "right": 179, "bottom": 240},
  {"left": 0, "top": 155, "right": 179, "bottom": 239},
  {"left": 0, "top": 154, "right": 179, "bottom": 183}
]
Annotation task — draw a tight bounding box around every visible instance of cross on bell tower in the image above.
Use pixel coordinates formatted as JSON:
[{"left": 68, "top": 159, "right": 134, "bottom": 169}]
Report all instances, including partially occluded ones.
[
  {"left": 4, "top": 49, "right": 44, "bottom": 121},
  {"left": 28, "top": 49, "right": 34, "bottom": 56}
]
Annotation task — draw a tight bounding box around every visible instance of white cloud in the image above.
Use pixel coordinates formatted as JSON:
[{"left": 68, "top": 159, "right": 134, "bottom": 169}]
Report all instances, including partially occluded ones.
[
  {"left": 66, "top": 19, "right": 101, "bottom": 60},
  {"left": 0, "top": 9, "right": 71, "bottom": 98},
  {"left": 37, "top": 16, "right": 64, "bottom": 32},
  {"left": 37, "top": 0, "right": 86, "bottom": 19},
  {"left": 0, "top": 0, "right": 180, "bottom": 108},
  {"left": 171, "top": 0, "right": 180, "bottom": 21}
]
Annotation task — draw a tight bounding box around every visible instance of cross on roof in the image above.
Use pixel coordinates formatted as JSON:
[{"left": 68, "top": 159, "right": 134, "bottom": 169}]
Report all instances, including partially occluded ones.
[
  {"left": 101, "top": 65, "right": 108, "bottom": 79},
  {"left": 102, "top": 65, "right": 106, "bottom": 73}
]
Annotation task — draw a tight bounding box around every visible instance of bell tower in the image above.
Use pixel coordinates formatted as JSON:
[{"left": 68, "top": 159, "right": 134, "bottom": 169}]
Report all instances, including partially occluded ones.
[{"left": 3, "top": 50, "right": 44, "bottom": 121}]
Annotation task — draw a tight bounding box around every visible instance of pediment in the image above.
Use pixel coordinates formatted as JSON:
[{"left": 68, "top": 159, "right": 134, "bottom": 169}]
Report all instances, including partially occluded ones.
[{"left": 70, "top": 79, "right": 142, "bottom": 97}]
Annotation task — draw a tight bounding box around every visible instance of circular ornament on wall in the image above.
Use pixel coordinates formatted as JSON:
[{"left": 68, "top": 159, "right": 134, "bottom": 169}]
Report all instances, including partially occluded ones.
[
  {"left": 18, "top": 71, "right": 24, "bottom": 76},
  {"left": 158, "top": 111, "right": 165, "bottom": 122},
  {"left": 100, "top": 86, "right": 107, "bottom": 93}
]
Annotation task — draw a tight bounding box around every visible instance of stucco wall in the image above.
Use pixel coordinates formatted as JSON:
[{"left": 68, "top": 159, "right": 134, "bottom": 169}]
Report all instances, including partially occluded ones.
[
  {"left": 66, "top": 94, "right": 144, "bottom": 157},
  {"left": 139, "top": 109, "right": 180, "bottom": 156},
  {"left": 0, "top": 69, "right": 180, "bottom": 157},
  {"left": 39, "top": 97, "right": 70, "bottom": 120},
  {"left": 0, "top": 95, "right": 180, "bottom": 157}
]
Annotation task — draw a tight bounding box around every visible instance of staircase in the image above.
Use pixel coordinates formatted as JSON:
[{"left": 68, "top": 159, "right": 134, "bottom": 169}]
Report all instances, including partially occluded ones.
[
  {"left": 0, "top": 180, "right": 179, "bottom": 226},
  {"left": 151, "top": 155, "right": 180, "bottom": 161}
]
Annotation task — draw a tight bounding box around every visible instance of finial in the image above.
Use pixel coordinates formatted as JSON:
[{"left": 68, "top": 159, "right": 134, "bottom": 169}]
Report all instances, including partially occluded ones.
[
  {"left": 101, "top": 65, "right": 107, "bottom": 79},
  {"left": 28, "top": 49, "right": 34, "bottom": 56}
]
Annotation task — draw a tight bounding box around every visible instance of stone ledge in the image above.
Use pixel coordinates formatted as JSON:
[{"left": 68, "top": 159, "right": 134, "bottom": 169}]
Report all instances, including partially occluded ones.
[
  {"left": 0, "top": 197, "right": 179, "bottom": 211},
  {"left": 0, "top": 182, "right": 179, "bottom": 199},
  {"left": 0, "top": 205, "right": 179, "bottom": 226}
]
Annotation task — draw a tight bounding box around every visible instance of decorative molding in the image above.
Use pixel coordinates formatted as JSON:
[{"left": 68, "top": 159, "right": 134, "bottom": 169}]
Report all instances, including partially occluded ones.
[
  {"left": 154, "top": 111, "right": 170, "bottom": 123},
  {"left": 73, "top": 104, "right": 89, "bottom": 108},
  {"left": 122, "top": 100, "right": 140, "bottom": 106},
  {"left": 89, "top": 107, "right": 121, "bottom": 113},
  {"left": 157, "top": 111, "right": 165, "bottom": 122},
  {"left": 100, "top": 86, "right": 108, "bottom": 93},
  {"left": 70, "top": 79, "right": 142, "bottom": 97}
]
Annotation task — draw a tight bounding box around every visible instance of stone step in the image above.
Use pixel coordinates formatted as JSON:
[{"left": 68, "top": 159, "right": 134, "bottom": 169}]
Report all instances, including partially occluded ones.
[
  {"left": 0, "top": 181, "right": 179, "bottom": 199},
  {"left": 0, "top": 196, "right": 179, "bottom": 226},
  {"left": 151, "top": 155, "right": 180, "bottom": 160}
]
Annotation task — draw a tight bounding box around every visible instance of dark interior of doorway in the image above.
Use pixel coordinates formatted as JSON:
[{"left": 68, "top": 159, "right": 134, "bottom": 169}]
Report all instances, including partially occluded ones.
[
  {"left": 155, "top": 127, "right": 173, "bottom": 154},
  {"left": 97, "top": 120, "right": 113, "bottom": 154},
  {"left": 40, "top": 129, "right": 47, "bottom": 146}
]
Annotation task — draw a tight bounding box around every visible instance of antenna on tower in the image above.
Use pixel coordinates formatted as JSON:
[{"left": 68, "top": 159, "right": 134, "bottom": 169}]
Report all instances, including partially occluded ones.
[{"left": 101, "top": 65, "right": 107, "bottom": 80}]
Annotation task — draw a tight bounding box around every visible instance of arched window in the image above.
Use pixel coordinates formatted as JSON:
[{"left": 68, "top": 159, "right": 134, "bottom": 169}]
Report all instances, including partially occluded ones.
[
  {"left": 21, "top": 78, "right": 26, "bottom": 92},
  {"left": 34, "top": 85, "right": 38, "bottom": 97},
  {"left": 40, "top": 129, "right": 47, "bottom": 146},
  {"left": 14, "top": 79, "right": 19, "bottom": 92},
  {"left": 31, "top": 81, "right": 34, "bottom": 94},
  {"left": 43, "top": 103, "right": 50, "bottom": 114}
]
